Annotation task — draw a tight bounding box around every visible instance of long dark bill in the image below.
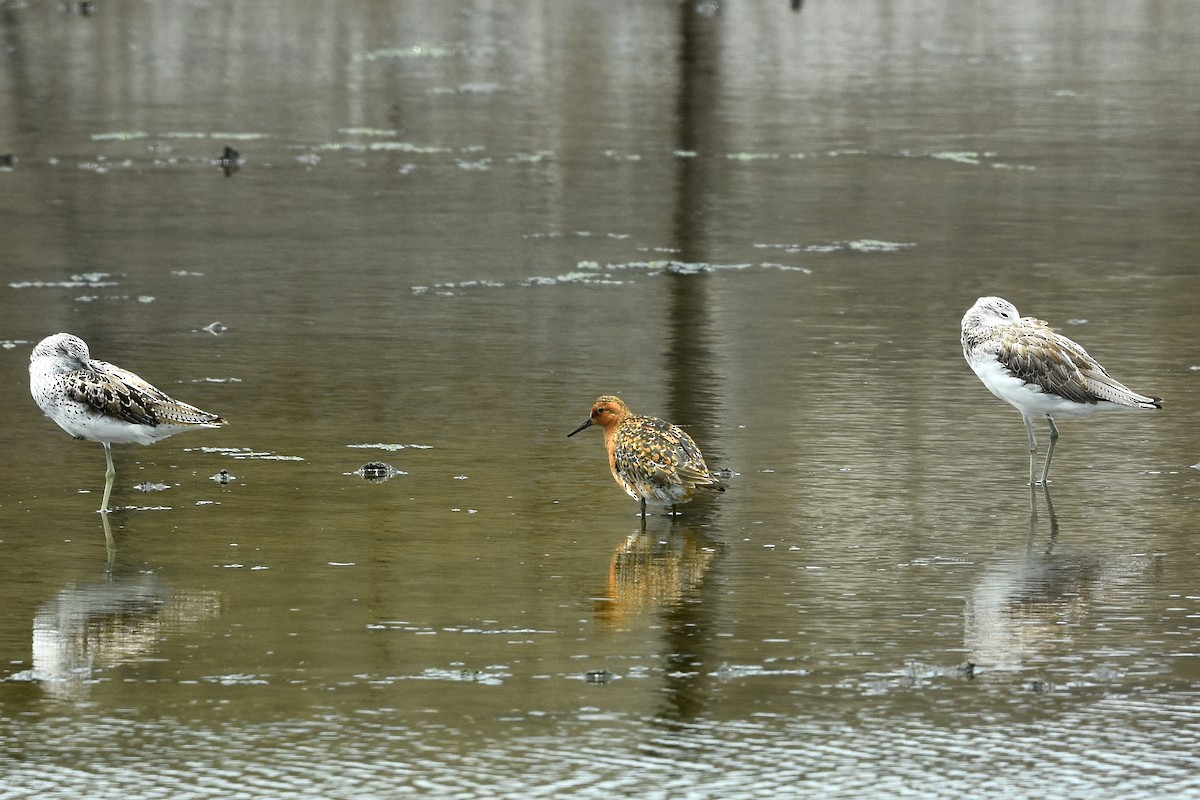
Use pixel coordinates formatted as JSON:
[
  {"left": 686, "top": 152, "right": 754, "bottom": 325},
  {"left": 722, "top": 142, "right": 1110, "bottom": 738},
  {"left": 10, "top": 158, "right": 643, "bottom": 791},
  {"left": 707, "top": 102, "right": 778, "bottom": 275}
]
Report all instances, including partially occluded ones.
[{"left": 566, "top": 418, "right": 593, "bottom": 438}]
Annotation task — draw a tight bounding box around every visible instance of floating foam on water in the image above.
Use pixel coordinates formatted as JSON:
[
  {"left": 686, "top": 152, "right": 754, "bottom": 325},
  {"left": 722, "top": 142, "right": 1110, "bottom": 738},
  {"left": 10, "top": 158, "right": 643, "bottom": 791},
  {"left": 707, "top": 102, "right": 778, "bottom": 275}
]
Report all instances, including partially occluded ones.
[
  {"left": 899, "top": 148, "right": 1036, "bottom": 171},
  {"left": 338, "top": 127, "right": 399, "bottom": 137},
  {"left": 428, "top": 82, "right": 504, "bottom": 95},
  {"left": 727, "top": 152, "right": 781, "bottom": 161},
  {"left": 414, "top": 256, "right": 824, "bottom": 294},
  {"left": 91, "top": 131, "right": 149, "bottom": 141},
  {"left": 456, "top": 158, "right": 492, "bottom": 171},
  {"left": 347, "top": 443, "right": 433, "bottom": 451},
  {"left": 370, "top": 141, "right": 452, "bottom": 154},
  {"left": 356, "top": 45, "right": 455, "bottom": 61},
  {"left": 508, "top": 151, "right": 553, "bottom": 164},
  {"left": 847, "top": 239, "right": 915, "bottom": 252},
  {"left": 188, "top": 446, "right": 305, "bottom": 462},
  {"left": 10, "top": 272, "right": 116, "bottom": 289}
]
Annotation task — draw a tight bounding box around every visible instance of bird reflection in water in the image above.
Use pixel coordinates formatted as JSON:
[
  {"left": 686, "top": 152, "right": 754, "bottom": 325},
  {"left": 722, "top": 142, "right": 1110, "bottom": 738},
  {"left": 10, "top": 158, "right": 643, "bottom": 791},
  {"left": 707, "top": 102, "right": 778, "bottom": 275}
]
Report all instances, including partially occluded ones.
[
  {"left": 27, "top": 547, "right": 221, "bottom": 699},
  {"left": 1028, "top": 482, "right": 1060, "bottom": 549},
  {"left": 964, "top": 491, "right": 1161, "bottom": 677},
  {"left": 593, "top": 527, "right": 721, "bottom": 628}
]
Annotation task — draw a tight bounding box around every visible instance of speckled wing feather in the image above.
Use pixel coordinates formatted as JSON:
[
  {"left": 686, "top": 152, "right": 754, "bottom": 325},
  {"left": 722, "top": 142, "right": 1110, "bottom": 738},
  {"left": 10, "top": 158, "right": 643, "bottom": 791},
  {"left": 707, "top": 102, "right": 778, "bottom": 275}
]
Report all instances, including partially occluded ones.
[
  {"left": 991, "top": 319, "right": 1105, "bottom": 405},
  {"left": 613, "top": 417, "right": 685, "bottom": 489},
  {"left": 671, "top": 428, "right": 723, "bottom": 489},
  {"left": 613, "top": 416, "right": 723, "bottom": 491},
  {"left": 70, "top": 360, "right": 221, "bottom": 427},
  {"left": 989, "top": 317, "right": 1159, "bottom": 408}
]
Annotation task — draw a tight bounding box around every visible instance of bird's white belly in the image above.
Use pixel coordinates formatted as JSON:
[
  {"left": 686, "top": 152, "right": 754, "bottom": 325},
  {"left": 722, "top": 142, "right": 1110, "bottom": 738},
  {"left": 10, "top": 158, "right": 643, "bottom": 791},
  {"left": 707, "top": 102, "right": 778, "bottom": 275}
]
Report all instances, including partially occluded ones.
[
  {"left": 967, "top": 356, "right": 1119, "bottom": 420},
  {"left": 42, "top": 401, "right": 169, "bottom": 445}
]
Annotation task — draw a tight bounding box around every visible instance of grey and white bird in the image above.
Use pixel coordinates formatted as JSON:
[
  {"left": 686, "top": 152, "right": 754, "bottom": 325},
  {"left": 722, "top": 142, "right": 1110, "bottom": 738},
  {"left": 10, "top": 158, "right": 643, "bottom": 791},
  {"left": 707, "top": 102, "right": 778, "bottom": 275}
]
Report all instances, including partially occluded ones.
[
  {"left": 29, "top": 333, "right": 226, "bottom": 512},
  {"left": 960, "top": 297, "right": 1161, "bottom": 485}
]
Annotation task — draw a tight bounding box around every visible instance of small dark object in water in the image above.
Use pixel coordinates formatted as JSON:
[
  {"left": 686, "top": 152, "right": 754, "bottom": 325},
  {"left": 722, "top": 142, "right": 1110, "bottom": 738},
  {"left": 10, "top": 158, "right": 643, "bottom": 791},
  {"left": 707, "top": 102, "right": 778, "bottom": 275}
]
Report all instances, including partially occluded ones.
[
  {"left": 218, "top": 145, "right": 241, "bottom": 177},
  {"left": 79, "top": 1, "right": 96, "bottom": 14},
  {"left": 584, "top": 669, "right": 616, "bottom": 684},
  {"left": 211, "top": 468, "right": 233, "bottom": 485},
  {"left": 0, "top": 154, "right": 14, "bottom": 168},
  {"left": 791, "top": 0, "right": 803, "bottom": 10},
  {"left": 362, "top": 461, "right": 389, "bottom": 476},
  {"left": 353, "top": 461, "right": 406, "bottom": 482}
]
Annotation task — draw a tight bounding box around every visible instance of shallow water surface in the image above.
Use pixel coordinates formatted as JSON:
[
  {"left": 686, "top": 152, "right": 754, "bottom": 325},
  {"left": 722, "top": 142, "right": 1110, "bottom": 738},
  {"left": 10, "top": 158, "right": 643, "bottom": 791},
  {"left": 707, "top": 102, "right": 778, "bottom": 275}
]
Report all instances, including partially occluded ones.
[{"left": 1, "top": 1, "right": 1199, "bottom": 798}]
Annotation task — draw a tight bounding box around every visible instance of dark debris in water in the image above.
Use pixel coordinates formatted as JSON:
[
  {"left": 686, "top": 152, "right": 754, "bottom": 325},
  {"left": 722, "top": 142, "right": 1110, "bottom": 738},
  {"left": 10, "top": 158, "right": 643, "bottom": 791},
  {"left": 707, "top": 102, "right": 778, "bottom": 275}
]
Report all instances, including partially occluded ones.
[
  {"left": 210, "top": 469, "right": 234, "bottom": 485},
  {"left": 584, "top": 669, "right": 618, "bottom": 684},
  {"left": 217, "top": 145, "right": 242, "bottom": 177},
  {"left": 134, "top": 481, "right": 171, "bottom": 493},
  {"left": 351, "top": 462, "right": 407, "bottom": 482}
]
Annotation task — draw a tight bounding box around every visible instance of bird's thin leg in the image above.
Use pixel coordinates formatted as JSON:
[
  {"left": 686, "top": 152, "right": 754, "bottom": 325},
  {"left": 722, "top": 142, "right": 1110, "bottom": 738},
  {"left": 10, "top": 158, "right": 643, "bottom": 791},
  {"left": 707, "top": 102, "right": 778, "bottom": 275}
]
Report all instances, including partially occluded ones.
[
  {"left": 639, "top": 497, "right": 647, "bottom": 517},
  {"left": 1040, "top": 418, "right": 1060, "bottom": 486},
  {"left": 1042, "top": 482, "right": 1059, "bottom": 552},
  {"left": 1022, "top": 414, "right": 1038, "bottom": 487},
  {"left": 100, "top": 442, "right": 115, "bottom": 514},
  {"left": 101, "top": 511, "right": 116, "bottom": 569}
]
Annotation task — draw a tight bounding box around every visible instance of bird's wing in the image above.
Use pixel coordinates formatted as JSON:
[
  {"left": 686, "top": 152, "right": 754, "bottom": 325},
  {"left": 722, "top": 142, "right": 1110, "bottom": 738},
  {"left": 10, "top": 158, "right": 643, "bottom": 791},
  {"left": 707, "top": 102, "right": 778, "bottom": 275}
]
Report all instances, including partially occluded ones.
[
  {"left": 66, "top": 360, "right": 167, "bottom": 425},
  {"left": 614, "top": 418, "right": 685, "bottom": 489},
  {"left": 993, "top": 320, "right": 1123, "bottom": 405},
  {"left": 671, "top": 428, "right": 724, "bottom": 488}
]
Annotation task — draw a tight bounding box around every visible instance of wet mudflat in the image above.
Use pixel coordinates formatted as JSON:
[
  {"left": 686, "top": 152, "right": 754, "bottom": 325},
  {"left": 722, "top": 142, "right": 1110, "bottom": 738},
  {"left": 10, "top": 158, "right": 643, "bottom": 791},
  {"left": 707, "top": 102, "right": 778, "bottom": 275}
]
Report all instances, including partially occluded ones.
[{"left": 1, "top": 1, "right": 1199, "bottom": 798}]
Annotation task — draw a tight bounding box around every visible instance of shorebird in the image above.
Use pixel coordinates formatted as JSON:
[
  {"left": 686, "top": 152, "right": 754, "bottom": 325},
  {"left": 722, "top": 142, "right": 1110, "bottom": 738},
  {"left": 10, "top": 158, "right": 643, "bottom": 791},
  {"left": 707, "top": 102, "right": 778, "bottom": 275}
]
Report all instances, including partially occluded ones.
[
  {"left": 961, "top": 297, "right": 1161, "bottom": 485},
  {"left": 567, "top": 395, "right": 725, "bottom": 516},
  {"left": 29, "top": 333, "right": 226, "bottom": 512}
]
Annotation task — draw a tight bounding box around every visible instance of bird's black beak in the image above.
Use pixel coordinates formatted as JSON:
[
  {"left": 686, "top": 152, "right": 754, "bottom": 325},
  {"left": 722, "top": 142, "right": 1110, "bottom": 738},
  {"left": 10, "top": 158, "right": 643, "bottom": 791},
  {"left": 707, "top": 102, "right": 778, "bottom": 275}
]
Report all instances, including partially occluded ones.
[{"left": 567, "top": 418, "right": 593, "bottom": 438}]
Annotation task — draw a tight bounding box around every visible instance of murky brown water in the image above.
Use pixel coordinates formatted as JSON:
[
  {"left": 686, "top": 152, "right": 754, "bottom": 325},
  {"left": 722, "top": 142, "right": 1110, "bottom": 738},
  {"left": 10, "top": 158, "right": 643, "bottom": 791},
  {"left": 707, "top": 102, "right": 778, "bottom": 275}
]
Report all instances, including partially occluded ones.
[{"left": 2, "top": 1, "right": 1199, "bottom": 797}]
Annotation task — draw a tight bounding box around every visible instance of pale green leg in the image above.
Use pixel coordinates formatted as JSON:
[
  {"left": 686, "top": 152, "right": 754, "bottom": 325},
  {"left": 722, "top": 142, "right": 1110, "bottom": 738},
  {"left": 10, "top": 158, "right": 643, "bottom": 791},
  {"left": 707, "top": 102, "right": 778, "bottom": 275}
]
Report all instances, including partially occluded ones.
[
  {"left": 1022, "top": 414, "right": 1038, "bottom": 487},
  {"left": 101, "top": 510, "right": 116, "bottom": 567},
  {"left": 100, "top": 442, "right": 115, "bottom": 514}
]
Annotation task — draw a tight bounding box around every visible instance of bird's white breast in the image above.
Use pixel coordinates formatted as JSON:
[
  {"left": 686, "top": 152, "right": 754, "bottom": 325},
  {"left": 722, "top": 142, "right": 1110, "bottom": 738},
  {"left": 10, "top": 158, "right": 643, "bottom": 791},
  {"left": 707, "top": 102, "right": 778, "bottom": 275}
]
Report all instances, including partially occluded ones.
[{"left": 966, "top": 352, "right": 1116, "bottom": 420}]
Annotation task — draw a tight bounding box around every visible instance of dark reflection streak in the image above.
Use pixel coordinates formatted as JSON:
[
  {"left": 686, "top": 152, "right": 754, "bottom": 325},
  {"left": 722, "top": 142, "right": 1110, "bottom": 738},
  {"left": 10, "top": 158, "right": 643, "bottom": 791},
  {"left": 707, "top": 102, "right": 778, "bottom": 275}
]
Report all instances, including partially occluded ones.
[
  {"left": 659, "top": 542, "right": 721, "bottom": 726},
  {"left": 652, "top": 1, "right": 725, "bottom": 729},
  {"left": 2, "top": 6, "right": 35, "bottom": 146},
  {"left": 668, "top": 0, "right": 724, "bottom": 439}
]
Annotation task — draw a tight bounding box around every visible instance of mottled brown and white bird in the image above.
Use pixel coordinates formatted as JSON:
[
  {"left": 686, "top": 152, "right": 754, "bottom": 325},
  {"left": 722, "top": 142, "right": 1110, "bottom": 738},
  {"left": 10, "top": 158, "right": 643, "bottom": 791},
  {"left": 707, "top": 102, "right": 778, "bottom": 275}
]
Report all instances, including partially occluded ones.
[
  {"left": 29, "top": 333, "right": 226, "bottom": 512},
  {"left": 961, "top": 297, "right": 1161, "bottom": 485},
  {"left": 568, "top": 395, "right": 724, "bottom": 516}
]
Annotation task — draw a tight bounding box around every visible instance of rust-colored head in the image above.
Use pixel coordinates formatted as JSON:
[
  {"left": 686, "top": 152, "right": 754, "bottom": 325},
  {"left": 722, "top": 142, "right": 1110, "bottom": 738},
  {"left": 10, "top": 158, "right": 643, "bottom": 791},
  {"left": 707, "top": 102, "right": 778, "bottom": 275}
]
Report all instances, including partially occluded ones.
[{"left": 567, "top": 395, "right": 631, "bottom": 437}]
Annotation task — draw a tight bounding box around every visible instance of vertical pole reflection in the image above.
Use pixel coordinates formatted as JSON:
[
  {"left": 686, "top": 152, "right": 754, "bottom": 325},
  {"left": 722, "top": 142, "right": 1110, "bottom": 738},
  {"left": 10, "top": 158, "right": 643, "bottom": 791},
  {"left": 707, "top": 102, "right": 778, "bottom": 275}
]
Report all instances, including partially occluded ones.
[
  {"left": 666, "top": 0, "right": 723, "bottom": 441},
  {"left": 654, "top": 0, "right": 726, "bottom": 728}
]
